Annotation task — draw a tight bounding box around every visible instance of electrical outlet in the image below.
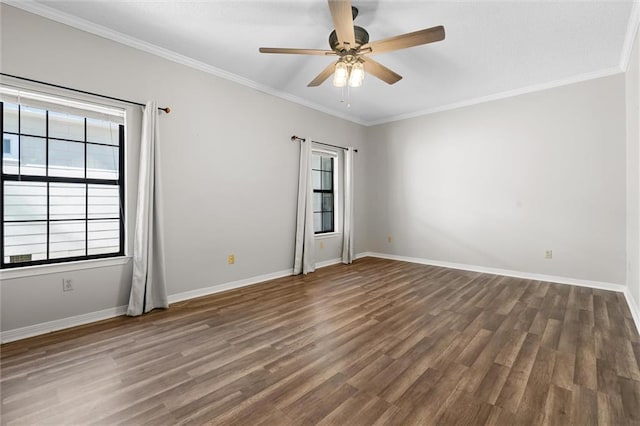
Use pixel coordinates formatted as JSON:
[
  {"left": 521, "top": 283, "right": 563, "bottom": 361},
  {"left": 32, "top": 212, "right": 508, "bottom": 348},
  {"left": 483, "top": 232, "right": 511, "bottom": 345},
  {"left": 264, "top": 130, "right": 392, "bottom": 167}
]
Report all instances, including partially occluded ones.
[
  {"left": 62, "top": 278, "right": 74, "bottom": 292},
  {"left": 544, "top": 250, "right": 553, "bottom": 259},
  {"left": 319, "top": 241, "right": 324, "bottom": 249},
  {"left": 228, "top": 254, "right": 235, "bottom": 265},
  {"left": 387, "top": 236, "right": 392, "bottom": 243}
]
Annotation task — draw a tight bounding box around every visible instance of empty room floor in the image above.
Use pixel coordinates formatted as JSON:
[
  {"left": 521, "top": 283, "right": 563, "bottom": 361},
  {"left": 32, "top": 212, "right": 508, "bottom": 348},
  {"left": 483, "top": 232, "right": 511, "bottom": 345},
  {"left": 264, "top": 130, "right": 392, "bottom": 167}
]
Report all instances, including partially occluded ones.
[{"left": 1, "top": 257, "right": 639, "bottom": 425}]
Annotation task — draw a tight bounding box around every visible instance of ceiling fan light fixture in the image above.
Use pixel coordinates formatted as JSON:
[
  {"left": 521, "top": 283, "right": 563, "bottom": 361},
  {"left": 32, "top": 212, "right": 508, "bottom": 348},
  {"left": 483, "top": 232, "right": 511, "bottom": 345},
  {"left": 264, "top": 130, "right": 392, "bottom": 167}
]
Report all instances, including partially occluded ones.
[
  {"left": 348, "top": 61, "right": 364, "bottom": 87},
  {"left": 259, "top": 0, "right": 445, "bottom": 89},
  {"left": 333, "top": 61, "right": 348, "bottom": 87}
]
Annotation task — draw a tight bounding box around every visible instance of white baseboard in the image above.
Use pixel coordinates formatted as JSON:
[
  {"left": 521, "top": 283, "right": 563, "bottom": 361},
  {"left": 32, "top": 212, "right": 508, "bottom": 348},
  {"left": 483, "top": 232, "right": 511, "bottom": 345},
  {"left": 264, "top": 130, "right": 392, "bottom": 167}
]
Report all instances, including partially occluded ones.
[
  {"left": 167, "top": 268, "right": 293, "bottom": 304},
  {"left": 0, "top": 260, "right": 348, "bottom": 343},
  {"left": 4, "top": 253, "right": 634, "bottom": 343},
  {"left": 0, "top": 305, "right": 128, "bottom": 344},
  {"left": 360, "top": 251, "right": 640, "bottom": 332},
  {"left": 359, "top": 252, "right": 626, "bottom": 293},
  {"left": 168, "top": 258, "right": 348, "bottom": 305},
  {"left": 315, "top": 257, "right": 343, "bottom": 269}
]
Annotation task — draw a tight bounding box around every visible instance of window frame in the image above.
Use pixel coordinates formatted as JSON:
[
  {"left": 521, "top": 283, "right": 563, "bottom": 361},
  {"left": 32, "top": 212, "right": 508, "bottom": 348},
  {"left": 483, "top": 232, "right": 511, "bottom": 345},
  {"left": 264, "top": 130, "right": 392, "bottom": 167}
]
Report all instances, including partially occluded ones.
[
  {"left": 312, "top": 148, "right": 339, "bottom": 236},
  {"left": 0, "top": 100, "right": 126, "bottom": 269}
]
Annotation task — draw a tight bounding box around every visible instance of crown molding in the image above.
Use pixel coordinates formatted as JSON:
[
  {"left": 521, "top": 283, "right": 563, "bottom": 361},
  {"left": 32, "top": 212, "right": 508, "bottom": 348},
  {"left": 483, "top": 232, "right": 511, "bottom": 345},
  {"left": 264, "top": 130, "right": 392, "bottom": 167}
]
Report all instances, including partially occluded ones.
[
  {"left": 367, "top": 67, "right": 623, "bottom": 126},
  {"left": 2, "top": 0, "right": 368, "bottom": 127},
  {"left": 2, "top": 0, "right": 633, "bottom": 127},
  {"left": 621, "top": 1, "right": 640, "bottom": 71}
]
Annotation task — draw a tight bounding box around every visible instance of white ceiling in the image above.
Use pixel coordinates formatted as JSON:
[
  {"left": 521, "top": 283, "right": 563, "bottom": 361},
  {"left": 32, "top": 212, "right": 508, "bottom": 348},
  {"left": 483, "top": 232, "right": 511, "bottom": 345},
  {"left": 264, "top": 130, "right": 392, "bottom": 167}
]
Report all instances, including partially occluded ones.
[{"left": 13, "top": 1, "right": 639, "bottom": 124}]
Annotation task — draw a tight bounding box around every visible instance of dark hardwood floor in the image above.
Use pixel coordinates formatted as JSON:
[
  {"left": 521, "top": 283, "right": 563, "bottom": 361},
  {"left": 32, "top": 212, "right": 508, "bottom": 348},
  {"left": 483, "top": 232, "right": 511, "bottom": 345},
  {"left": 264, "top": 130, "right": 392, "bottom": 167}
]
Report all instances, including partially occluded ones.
[{"left": 2, "top": 257, "right": 639, "bottom": 425}]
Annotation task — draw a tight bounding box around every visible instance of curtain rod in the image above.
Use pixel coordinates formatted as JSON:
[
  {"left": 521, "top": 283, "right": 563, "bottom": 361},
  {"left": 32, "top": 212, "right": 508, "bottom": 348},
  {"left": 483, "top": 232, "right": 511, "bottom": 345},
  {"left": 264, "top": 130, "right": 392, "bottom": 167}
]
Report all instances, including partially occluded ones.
[
  {"left": 291, "top": 135, "right": 358, "bottom": 153},
  {"left": 0, "top": 72, "right": 171, "bottom": 114}
]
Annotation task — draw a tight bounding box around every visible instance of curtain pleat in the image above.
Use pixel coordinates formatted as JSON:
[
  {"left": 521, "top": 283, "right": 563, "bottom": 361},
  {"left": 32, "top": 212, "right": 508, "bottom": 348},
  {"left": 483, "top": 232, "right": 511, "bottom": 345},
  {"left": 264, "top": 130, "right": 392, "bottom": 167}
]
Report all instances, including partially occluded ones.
[
  {"left": 127, "top": 101, "right": 168, "bottom": 316},
  {"left": 342, "top": 148, "right": 355, "bottom": 264},
  {"left": 293, "top": 139, "right": 315, "bottom": 275}
]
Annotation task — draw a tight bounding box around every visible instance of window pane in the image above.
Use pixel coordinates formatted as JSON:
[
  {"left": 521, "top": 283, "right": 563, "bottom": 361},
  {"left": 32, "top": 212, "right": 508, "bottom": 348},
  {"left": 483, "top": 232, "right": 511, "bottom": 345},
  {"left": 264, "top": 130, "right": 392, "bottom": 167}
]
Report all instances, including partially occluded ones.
[
  {"left": 49, "top": 139, "right": 84, "bottom": 177},
  {"left": 312, "top": 170, "right": 321, "bottom": 190},
  {"left": 2, "top": 133, "right": 19, "bottom": 174},
  {"left": 3, "top": 102, "right": 18, "bottom": 133},
  {"left": 50, "top": 183, "right": 86, "bottom": 220},
  {"left": 322, "top": 171, "right": 332, "bottom": 190},
  {"left": 20, "top": 106, "right": 46, "bottom": 136},
  {"left": 4, "top": 181, "right": 47, "bottom": 221},
  {"left": 313, "top": 192, "right": 322, "bottom": 212},
  {"left": 312, "top": 154, "right": 321, "bottom": 169},
  {"left": 322, "top": 212, "right": 333, "bottom": 232},
  {"left": 322, "top": 193, "right": 333, "bottom": 212},
  {"left": 87, "top": 119, "right": 119, "bottom": 145},
  {"left": 87, "top": 144, "right": 118, "bottom": 180},
  {"left": 313, "top": 212, "right": 322, "bottom": 233},
  {"left": 88, "top": 219, "right": 120, "bottom": 255},
  {"left": 321, "top": 157, "right": 333, "bottom": 171},
  {"left": 49, "top": 111, "right": 84, "bottom": 141},
  {"left": 88, "top": 184, "right": 120, "bottom": 219},
  {"left": 50, "top": 220, "right": 86, "bottom": 259},
  {"left": 21, "top": 136, "right": 46, "bottom": 176},
  {"left": 4, "top": 222, "right": 47, "bottom": 264}
]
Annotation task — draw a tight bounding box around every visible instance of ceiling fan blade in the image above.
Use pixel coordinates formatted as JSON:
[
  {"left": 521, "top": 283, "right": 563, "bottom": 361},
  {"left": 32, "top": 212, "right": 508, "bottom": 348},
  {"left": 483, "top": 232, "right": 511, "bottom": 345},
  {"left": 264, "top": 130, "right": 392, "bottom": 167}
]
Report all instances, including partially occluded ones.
[
  {"left": 259, "top": 47, "right": 336, "bottom": 55},
  {"left": 328, "top": 0, "right": 356, "bottom": 49},
  {"left": 362, "top": 57, "right": 402, "bottom": 85},
  {"left": 308, "top": 61, "right": 338, "bottom": 87},
  {"left": 361, "top": 25, "right": 445, "bottom": 55}
]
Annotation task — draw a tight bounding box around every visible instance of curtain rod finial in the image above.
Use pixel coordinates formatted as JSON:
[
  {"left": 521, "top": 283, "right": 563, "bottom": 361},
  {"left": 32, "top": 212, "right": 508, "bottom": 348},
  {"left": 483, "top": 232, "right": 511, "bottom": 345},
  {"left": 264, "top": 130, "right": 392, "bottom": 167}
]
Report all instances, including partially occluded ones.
[{"left": 160, "top": 107, "right": 170, "bottom": 114}]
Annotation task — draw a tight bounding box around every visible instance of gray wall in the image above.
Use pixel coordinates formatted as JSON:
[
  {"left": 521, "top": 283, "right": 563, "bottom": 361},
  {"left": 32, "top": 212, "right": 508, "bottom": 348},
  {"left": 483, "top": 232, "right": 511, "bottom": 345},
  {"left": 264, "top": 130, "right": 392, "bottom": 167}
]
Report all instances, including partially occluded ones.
[
  {"left": 364, "top": 75, "right": 627, "bottom": 284},
  {"left": 0, "top": 5, "right": 366, "bottom": 332},
  {"left": 0, "top": 4, "right": 634, "bottom": 335},
  {"left": 627, "top": 27, "right": 640, "bottom": 304}
]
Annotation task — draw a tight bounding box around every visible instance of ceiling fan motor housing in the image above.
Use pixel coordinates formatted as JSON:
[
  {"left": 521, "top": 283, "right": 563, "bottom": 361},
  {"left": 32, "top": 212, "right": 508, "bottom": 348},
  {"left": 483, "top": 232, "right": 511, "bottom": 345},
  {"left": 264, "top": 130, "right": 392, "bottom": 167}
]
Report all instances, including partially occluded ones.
[{"left": 329, "top": 26, "right": 370, "bottom": 52}]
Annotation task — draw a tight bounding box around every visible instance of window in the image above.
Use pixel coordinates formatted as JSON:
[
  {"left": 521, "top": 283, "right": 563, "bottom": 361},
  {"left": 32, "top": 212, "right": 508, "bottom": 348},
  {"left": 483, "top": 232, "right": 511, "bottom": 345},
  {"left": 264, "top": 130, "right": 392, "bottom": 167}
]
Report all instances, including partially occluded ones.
[
  {"left": 312, "top": 151, "right": 337, "bottom": 234},
  {"left": 1, "top": 94, "right": 125, "bottom": 268}
]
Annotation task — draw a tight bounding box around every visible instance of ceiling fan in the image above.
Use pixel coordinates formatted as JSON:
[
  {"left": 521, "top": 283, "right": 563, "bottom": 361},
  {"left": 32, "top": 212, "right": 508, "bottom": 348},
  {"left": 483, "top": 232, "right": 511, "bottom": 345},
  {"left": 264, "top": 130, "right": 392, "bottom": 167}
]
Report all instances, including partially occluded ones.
[{"left": 259, "top": 0, "right": 445, "bottom": 88}]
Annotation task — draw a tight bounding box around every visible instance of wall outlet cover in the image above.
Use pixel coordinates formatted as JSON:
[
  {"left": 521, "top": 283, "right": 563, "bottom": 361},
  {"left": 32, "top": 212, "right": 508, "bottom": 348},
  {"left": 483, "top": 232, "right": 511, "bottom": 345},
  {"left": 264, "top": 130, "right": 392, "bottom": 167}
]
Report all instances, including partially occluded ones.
[{"left": 62, "top": 279, "right": 74, "bottom": 292}]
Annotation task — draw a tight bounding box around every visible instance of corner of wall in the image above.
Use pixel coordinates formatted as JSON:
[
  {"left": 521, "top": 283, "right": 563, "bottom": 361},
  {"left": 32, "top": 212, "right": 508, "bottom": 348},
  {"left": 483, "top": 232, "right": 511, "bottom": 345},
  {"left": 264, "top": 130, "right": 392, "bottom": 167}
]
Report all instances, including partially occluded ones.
[
  {"left": 626, "top": 2, "right": 640, "bottom": 334},
  {"left": 621, "top": 2, "right": 640, "bottom": 71},
  {"left": 624, "top": 288, "right": 640, "bottom": 335}
]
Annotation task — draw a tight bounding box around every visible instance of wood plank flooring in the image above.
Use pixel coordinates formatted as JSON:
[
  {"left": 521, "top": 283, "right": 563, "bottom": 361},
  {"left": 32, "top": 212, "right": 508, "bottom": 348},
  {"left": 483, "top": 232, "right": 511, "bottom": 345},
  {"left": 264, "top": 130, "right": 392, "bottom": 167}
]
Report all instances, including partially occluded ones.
[{"left": 2, "top": 257, "right": 640, "bottom": 425}]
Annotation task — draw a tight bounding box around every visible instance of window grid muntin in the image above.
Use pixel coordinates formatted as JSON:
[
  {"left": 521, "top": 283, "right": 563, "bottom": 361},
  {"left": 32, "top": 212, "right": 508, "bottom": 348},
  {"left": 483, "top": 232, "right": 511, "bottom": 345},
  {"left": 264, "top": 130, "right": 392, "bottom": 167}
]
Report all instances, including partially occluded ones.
[
  {"left": 46, "top": 109, "right": 49, "bottom": 259},
  {"left": 1, "top": 101, "right": 125, "bottom": 268},
  {"left": 312, "top": 154, "right": 335, "bottom": 234}
]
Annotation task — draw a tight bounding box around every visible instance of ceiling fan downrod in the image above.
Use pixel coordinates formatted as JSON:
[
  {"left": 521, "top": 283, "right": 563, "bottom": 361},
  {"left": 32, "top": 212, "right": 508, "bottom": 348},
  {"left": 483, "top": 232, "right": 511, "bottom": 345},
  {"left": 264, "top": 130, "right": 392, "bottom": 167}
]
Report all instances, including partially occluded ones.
[{"left": 328, "top": 7, "right": 369, "bottom": 54}]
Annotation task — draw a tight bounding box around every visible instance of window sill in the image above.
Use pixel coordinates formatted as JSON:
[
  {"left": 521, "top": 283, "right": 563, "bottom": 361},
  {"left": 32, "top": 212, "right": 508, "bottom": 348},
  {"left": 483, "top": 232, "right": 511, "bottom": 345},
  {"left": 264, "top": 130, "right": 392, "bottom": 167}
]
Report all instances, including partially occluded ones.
[
  {"left": 315, "top": 232, "right": 342, "bottom": 240},
  {"left": 0, "top": 256, "right": 132, "bottom": 280}
]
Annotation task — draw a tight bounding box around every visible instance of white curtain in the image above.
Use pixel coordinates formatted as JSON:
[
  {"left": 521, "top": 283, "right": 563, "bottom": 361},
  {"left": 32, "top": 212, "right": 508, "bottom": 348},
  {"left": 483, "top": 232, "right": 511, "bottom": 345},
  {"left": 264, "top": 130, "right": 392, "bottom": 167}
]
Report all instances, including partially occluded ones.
[
  {"left": 342, "top": 148, "right": 355, "bottom": 264},
  {"left": 293, "top": 139, "right": 316, "bottom": 275},
  {"left": 127, "top": 101, "right": 168, "bottom": 316}
]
